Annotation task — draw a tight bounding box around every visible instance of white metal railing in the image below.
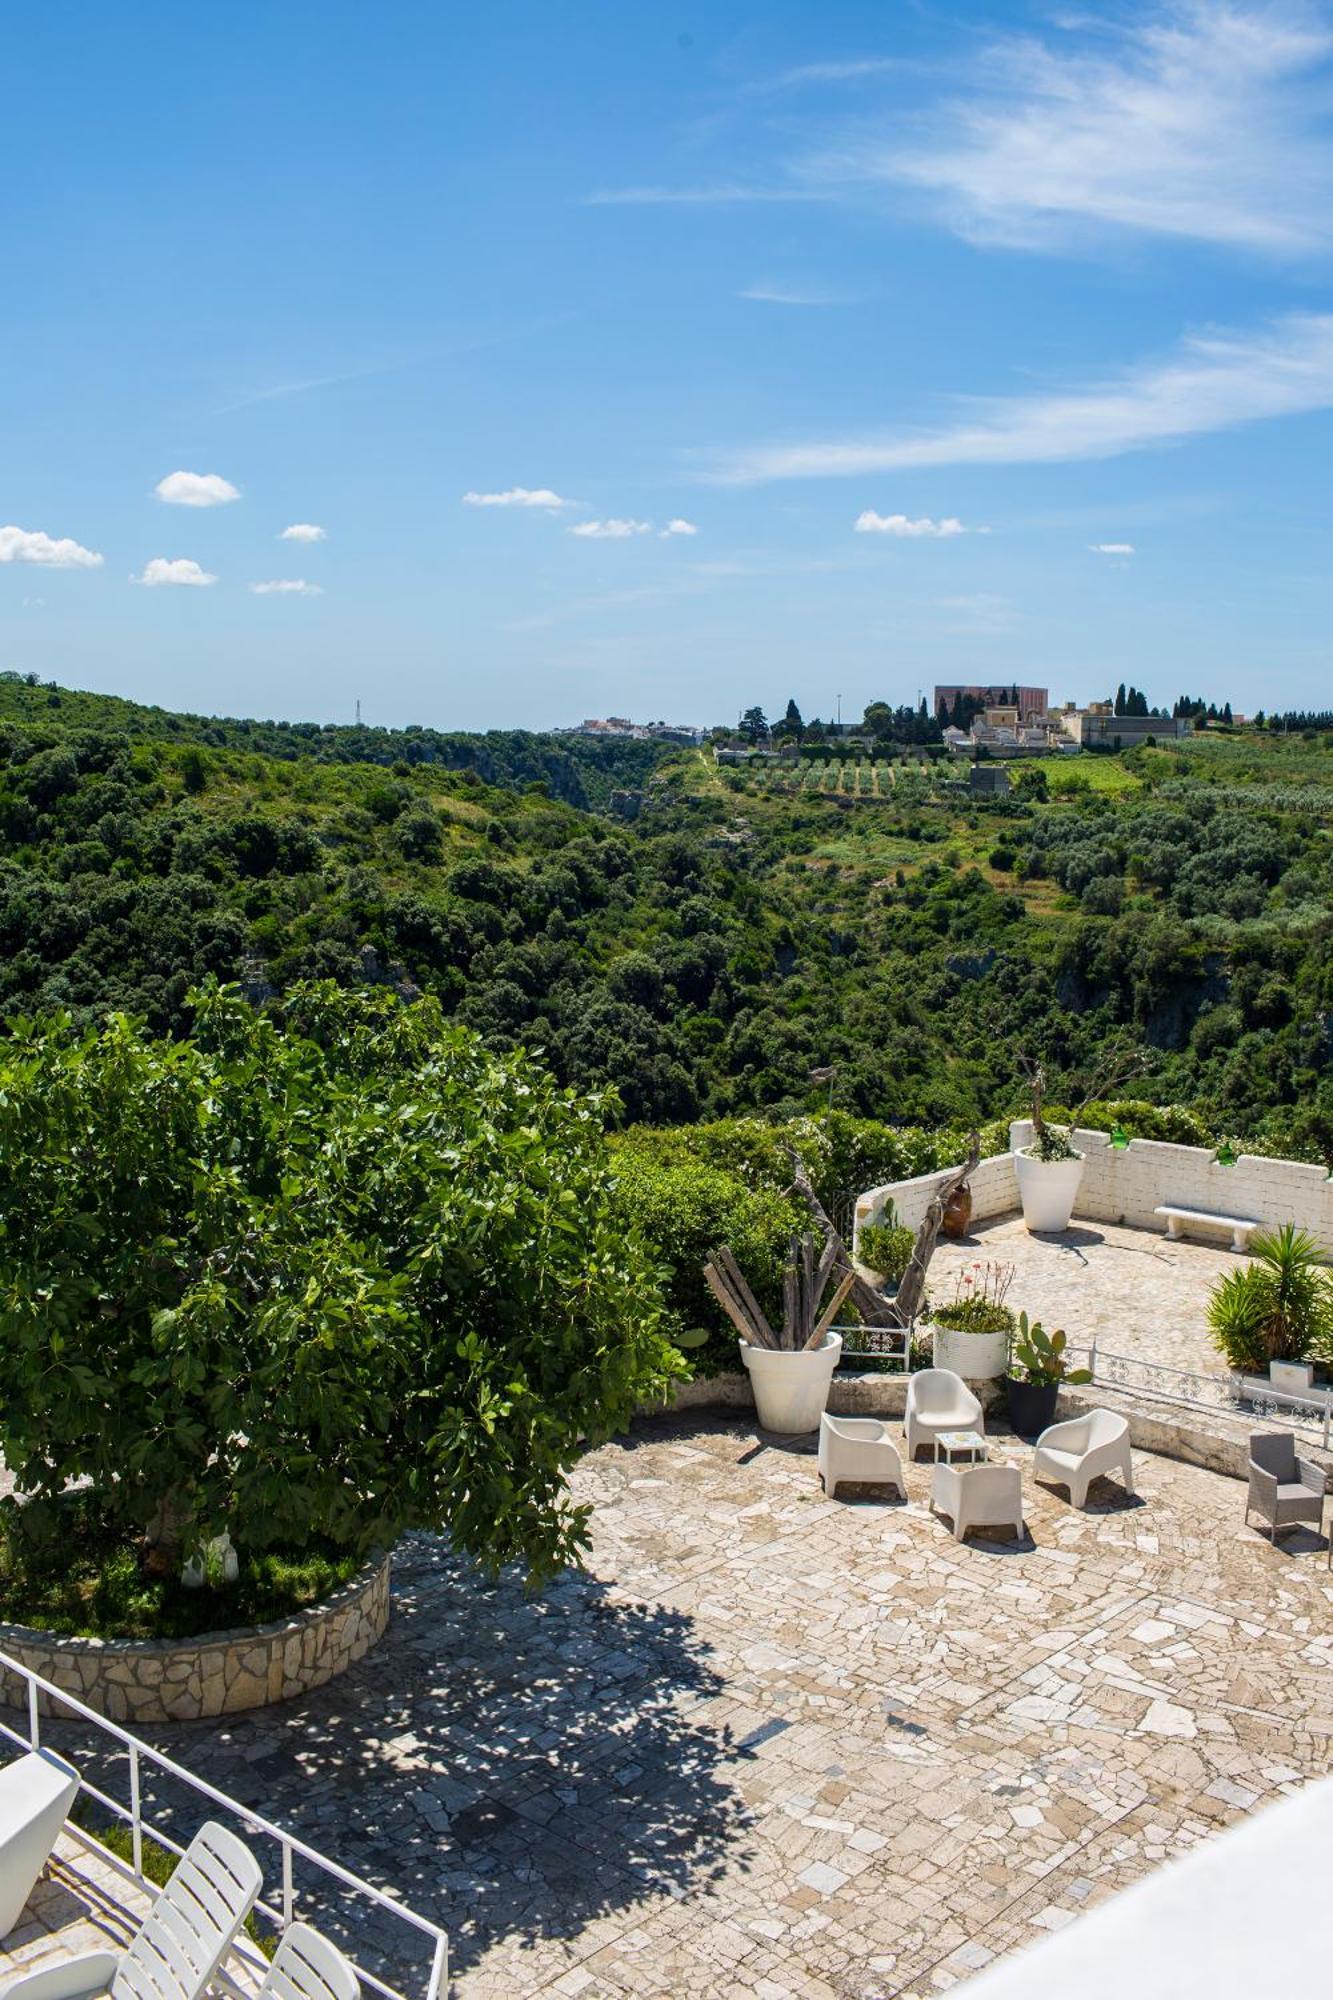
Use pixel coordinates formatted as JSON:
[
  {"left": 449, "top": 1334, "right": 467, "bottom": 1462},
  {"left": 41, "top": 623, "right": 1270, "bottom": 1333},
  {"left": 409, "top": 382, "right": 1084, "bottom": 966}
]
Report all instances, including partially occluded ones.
[
  {"left": 831, "top": 1322, "right": 912, "bottom": 1372},
  {"left": 0, "top": 1648, "right": 447, "bottom": 2000},
  {"left": 1080, "top": 1340, "right": 1333, "bottom": 1448}
]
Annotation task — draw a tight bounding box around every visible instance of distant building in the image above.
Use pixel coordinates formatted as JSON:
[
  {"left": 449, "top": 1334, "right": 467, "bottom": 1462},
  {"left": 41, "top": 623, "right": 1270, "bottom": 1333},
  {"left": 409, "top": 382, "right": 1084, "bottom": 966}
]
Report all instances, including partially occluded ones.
[
  {"left": 571, "top": 717, "right": 704, "bottom": 745},
  {"left": 1066, "top": 710, "right": 1193, "bottom": 749},
  {"left": 969, "top": 764, "right": 1011, "bottom": 796},
  {"left": 935, "top": 682, "right": 1049, "bottom": 723}
]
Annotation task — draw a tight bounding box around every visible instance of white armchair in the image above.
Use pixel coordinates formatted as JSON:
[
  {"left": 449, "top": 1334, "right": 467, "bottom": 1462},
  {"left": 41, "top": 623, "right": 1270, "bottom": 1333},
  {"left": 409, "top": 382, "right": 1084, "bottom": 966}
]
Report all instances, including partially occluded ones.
[
  {"left": 0, "top": 1749, "right": 80, "bottom": 1938},
  {"left": 1033, "top": 1409, "right": 1134, "bottom": 1508},
  {"left": 931, "top": 1462, "right": 1024, "bottom": 1543},
  {"left": 818, "top": 1414, "right": 905, "bottom": 1499},
  {"left": 904, "top": 1368, "right": 984, "bottom": 1460}
]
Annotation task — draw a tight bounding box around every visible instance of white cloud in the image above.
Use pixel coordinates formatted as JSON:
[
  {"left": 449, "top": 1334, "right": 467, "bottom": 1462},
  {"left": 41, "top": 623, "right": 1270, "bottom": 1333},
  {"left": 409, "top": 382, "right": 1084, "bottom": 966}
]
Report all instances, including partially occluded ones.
[
  {"left": 842, "top": 2, "right": 1333, "bottom": 254},
  {"left": 738, "top": 284, "right": 854, "bottom": 306},
  {"left": 570, "top": 518, "right": 654, "bottom": 539},
  {"left": 0, "top": 525, "right": 103, "bottom": 568},
  {"left": 711, "top": 313, "right": 1333, "bottom": 483},
  {"left": 155, "top": 471, "right": 241, "bottom": 507},
  {"left": 280, "top": 522, "right": 326, "bottom": 543},
  {"left": 1091, "top": 542, "right": 1135, "bottom": 555},
  {"left": 250, "top": 578, "right": 324, "bottom": 596},
  {"left": 462, "top": 486, "right": 575, "bottom": 510},
  {"left": 660, "top": 518, "right": 699, "bottom": 537},
  {"left": 133, "top": 558, "right": 217, "bottom": 588},
  {"left": 854, "top": 511, "right": 966, "bottom": 537}
]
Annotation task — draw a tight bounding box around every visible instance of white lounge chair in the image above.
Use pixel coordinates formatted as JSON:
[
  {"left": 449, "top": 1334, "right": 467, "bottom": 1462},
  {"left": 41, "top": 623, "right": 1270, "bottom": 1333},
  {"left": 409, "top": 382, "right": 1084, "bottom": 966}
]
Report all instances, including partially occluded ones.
[
  {"left": 931, "top": 1462, "right": 1024, "bottom": 1543},
  {"left": 904, "top": 1368, "right": 984, "bottom": 1461},
  {"left": 0, "top": 1749, "right": 81, "bottom": 1938},
  {"left": 0, "top": 1820, "right": 262, "bottom": 2000},
  {"left": 1033, "top": 1409, "right": 1135, "bottom": 1508},
  {"left": 257, "top": 1923, "right": 360, "bottom": 2000},
  {"left": 817, "top": 1414, "right": 905, "bottom": 1499}
]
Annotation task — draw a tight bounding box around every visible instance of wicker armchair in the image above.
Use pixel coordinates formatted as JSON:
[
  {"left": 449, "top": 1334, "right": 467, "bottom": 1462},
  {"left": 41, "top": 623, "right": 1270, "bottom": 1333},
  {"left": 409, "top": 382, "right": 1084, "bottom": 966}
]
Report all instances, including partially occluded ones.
[{"left": 1246, "top": 1432, "right": 1324, "bottom": 1542}]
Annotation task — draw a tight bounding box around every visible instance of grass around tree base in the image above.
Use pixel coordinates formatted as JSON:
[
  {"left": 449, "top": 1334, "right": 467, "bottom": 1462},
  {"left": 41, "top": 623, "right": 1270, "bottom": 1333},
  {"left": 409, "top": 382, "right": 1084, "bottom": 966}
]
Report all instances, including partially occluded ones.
[{"left": 0, "top": 1490, "right": 361, "bottom": 1641}]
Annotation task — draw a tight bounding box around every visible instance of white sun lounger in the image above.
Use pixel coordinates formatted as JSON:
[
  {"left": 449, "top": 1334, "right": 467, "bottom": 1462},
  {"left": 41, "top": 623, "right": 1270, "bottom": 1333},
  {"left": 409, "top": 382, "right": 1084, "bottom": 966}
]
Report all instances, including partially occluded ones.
[
  {"left": 0, "top": 1820, "right": 262, "bottom": 2000},
  {"left": 0, "top": 1749, "right": 81, "bottom": 1938}
]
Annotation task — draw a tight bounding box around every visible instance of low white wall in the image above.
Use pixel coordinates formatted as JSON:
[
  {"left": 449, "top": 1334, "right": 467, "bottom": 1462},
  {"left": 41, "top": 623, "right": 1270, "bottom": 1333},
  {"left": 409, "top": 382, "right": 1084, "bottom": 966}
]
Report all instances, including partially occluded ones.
[
  {"left": 855, "top": 1151, "right": 1017, "bottom": 1241},
  {"left": 1010, "top": 1121, "right": 1333, "bottom": 1254},
  {"left": 854, "top": 1128, "right": 1332, "bottom": 1256}
]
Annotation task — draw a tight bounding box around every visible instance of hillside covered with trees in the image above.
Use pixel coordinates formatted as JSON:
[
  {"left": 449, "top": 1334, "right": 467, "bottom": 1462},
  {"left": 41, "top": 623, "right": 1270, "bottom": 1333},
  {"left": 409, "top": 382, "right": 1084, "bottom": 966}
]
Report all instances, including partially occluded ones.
[{"left": 0, "top": 673, "right": 1330, "bottom": 1165}]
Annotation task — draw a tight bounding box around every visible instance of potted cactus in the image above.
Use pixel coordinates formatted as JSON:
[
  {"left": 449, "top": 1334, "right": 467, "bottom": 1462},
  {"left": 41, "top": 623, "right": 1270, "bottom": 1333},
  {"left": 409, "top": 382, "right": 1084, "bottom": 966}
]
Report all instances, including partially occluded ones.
[{"left": 1004, "top": 1312, "right": 1091, "bottom": 1436}]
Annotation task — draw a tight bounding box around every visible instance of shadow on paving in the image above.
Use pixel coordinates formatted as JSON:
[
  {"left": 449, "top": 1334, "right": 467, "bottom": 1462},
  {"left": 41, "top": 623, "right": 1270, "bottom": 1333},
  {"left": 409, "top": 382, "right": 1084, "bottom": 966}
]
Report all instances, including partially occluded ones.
[{"left": 41, "top": 1531, "right": 749, "bottom": 1990}]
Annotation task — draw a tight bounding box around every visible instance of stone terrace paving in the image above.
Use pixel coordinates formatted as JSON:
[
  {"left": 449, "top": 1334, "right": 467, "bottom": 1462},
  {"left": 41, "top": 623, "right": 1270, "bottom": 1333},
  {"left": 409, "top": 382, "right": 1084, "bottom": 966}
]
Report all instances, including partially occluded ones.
[
  {"left": 13, "top": 1410, "right": 1333, "bottom": 2000},
  {"left": 929, "top": 1216, "right": 1246, "bottom": 1381}
]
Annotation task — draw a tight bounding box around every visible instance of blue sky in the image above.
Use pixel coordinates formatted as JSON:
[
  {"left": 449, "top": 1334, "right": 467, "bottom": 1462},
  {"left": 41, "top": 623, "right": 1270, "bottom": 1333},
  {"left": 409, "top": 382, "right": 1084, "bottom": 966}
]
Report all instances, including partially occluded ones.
[{"left": 6, "top": 1, "right": 1333, "bottom": 728}]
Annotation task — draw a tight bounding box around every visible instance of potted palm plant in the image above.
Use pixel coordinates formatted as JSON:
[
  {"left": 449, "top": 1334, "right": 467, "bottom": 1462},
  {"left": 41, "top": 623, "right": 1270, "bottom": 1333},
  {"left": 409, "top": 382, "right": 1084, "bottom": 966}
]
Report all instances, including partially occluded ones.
[
  {"left": 1207, "top": 1223, "right": 1332, "bottom": 1388},
  {"left": 1005, "top": 1313, "right": 1091, "bottom": 1435}
]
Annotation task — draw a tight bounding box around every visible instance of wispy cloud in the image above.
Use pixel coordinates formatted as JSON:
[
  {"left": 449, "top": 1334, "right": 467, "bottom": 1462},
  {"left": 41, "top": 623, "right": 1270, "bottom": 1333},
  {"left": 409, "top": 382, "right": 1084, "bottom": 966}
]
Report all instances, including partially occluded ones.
[
  {"left": 0, "top": 525, "right": 103, "bottom": 568},
  {"left": 836, "top": 2, "right": 1333, "bottom": 254},
  {"left": 660, "top": 518, "right": 699, "bottom": 537},
  {"left": 1091, "top": 542, "right": 1135, "bottom": 555},
  {"left": 709, "top": 313, "right": 1333, "bottom": 483},
  {"left": 570, "top": 518, "right": 653, "bottom": 539},
  {"left": 585, "top": 183, "right": 829, "bottom": 207},
  {"left": 462, "top": 486, "right": 576, "bottom": 511},
  {"left": 133, "top": 558, "right": 217, "bottom": 587},
  {"left": 854, "top": 511, "right": 966, "bottom": 537},
  {"left": 280, "top": 523, "right": 326, "bottom": 543},
  {"left": 738, "top": 283, "right": 855, "bottom": 306},
  {"left": 250, "top": 578, "right": 323, "bottom": 596},
  {"left": 155, "top": 471, "right": 240, "bottom": 508},
  {"left": 754, "top": 57, "right": 902, "bottom": 93}
]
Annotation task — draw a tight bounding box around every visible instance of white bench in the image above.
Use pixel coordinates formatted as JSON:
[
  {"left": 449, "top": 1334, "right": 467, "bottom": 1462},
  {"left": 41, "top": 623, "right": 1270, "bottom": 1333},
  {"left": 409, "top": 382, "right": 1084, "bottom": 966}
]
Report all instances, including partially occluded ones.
[{"left": 1155, "top": 1204, "right": 1260, "bottom": 1253}]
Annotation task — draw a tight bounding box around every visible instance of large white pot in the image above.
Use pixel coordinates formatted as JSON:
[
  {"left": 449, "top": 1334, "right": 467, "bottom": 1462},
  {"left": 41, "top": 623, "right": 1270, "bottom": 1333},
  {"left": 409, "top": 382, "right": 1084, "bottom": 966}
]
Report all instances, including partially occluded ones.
[
  {"left": 740, "top": 1333, "right": 842, "bottom": 1433},
  {"left": 1015, "top": 1149, "right": 1085, "bottom": 1232},
  {"left": 928, "top": 1322, "right": 1009, "bottom": 1381}
]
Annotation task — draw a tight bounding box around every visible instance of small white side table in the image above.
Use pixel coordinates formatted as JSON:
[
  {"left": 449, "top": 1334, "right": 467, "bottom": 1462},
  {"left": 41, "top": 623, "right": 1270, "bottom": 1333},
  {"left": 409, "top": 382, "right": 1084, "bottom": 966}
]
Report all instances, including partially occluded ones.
[{"left": 935, "top": 1429, "right": 988, "bottom": 1465}]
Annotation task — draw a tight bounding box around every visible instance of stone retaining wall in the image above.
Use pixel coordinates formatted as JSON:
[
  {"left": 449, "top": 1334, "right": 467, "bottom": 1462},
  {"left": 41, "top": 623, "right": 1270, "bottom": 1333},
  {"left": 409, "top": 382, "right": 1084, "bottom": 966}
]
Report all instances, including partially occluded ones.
[{"left": 0, "top": 1553, "right": 389, "bottom": 1723}]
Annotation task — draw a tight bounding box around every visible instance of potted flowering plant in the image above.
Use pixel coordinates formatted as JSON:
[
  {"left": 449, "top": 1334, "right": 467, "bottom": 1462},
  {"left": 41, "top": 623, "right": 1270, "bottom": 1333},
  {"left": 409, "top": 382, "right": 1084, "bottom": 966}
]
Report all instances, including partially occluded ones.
[{"left": 923, "top": 1261, "right": 1016, "bottom": 1381}]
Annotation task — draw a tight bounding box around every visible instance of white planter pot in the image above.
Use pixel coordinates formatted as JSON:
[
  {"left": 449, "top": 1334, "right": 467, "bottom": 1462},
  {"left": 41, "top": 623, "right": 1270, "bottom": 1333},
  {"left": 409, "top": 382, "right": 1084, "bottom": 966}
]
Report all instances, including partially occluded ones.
[
  {"left": 1014, "top": 1150, "right": 1085, "bottom": 1233},
  {"left": 740, "top": 1333, "right": 842, "bottom": 1433},
  {"left": 1270, "top": 1359, "right": 1315, "bottom": 1393},
  {"left": 927, "top": 1322, "right": 1009, "bottom": 1382}
]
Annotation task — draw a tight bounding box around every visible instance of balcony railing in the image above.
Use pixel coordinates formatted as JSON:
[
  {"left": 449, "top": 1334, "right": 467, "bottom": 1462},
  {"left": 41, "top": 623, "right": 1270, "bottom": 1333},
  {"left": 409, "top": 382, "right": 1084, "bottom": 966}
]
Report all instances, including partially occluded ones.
[{"left": 0, "top": 1647, "right": 448, "bottom": 2000}]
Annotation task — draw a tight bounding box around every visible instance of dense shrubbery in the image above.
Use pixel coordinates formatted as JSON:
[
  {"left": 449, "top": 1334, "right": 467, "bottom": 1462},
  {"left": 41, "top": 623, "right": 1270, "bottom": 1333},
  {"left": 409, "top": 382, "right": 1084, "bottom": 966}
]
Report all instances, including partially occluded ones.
[{"left": 0, "top": 983, "right": 679, "bottom": 1585}]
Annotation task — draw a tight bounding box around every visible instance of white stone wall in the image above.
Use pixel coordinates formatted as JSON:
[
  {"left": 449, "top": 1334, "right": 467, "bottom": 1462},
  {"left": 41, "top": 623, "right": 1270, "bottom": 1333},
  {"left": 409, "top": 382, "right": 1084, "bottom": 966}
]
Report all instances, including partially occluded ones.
[
  {"left": 0, "top": 1554, "right": 390, "bottom": 1723},
  {"left": 1009, "top": 1122, "right": 1333, "bottom": 1254},
  {"left": 854, "top": 1150, "right": 1018, "bottom": 1241}
]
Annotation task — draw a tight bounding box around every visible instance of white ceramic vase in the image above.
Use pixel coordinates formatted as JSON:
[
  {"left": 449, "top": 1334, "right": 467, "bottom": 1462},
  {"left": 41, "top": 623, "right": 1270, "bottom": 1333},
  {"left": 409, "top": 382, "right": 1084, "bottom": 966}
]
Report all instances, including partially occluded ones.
[
  {"left": 1015, "top": 1150, "right": 1085, "bottom": 1233},
  {"left": 929, "top": 1323, "right": 1009, "bottom": 1381},
  {"left": 740, "top": 1333, "right": 842, "bottom": 1433}
]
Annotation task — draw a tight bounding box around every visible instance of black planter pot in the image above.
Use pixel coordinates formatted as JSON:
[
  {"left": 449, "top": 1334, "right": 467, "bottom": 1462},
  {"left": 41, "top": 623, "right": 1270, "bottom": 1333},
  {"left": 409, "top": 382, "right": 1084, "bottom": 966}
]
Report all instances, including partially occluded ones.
[{"left": 1005, "top": 1375, "right": 1059, "bottom": 1437}]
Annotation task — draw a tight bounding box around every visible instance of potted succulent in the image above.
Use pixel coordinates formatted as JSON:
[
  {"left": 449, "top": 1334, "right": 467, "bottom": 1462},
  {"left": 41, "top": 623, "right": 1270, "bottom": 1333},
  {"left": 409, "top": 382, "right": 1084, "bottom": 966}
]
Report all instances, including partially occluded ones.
[
  {"left": 1005, "top": 1312, "right": 1091, "bottom": 1435},
  {"left": 924, "top": 1261, "right": 1016, "bottom": 1382}
]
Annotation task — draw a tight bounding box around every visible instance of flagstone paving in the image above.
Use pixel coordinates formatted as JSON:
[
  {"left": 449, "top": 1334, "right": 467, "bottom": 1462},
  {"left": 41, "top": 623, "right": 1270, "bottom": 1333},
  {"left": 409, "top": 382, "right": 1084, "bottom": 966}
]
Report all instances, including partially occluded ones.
[
  {"left": 9, "top": 1415, "right": 1333, "bottom": 2000},
  {"left": 929, "top": 1216, "right": 1247, "bottom": 1381}
]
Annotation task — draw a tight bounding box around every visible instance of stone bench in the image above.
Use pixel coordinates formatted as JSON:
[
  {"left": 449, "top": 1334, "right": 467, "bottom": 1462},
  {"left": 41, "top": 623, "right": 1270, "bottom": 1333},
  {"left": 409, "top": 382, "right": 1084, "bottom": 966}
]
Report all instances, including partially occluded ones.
[{"left": 1155, "top": 1203, "right": 1260, "bottom": 1253}]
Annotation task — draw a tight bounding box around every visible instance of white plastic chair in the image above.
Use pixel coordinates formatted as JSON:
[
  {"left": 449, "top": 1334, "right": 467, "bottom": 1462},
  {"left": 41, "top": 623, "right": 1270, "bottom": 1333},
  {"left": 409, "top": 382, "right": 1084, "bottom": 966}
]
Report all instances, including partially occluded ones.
[
  {"left": 904, "top": 1368, "right": 984, "bottom": 1460},
  {"left": 0, "top": 1749, "right": 80, "bottom": 1938},
  {"left": 1033, "top": 1409, "right": 1134, "bottom": 1508},
  {"left": 931, "top": 1462, "right": 1024, "bottom": 1543},
  {"left": 257, "top": 1923, "right": 360, "bottom": 2000},
  {"left": 817, "top": 1414, "right": 905, "bottom": 1499},
  {"left": 0, "top": 1820, "right": 262, "bottom": 2000}
]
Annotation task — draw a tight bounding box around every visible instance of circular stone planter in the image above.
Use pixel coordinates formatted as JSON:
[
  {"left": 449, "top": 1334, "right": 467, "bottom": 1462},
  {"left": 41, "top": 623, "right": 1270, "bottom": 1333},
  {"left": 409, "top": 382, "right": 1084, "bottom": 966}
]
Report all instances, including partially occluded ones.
[
  {"left": 0, "top": 1552, "right": 389, "bottom": 1724},
  {"left": 927, "top": 1322, "right": 1009, "bottom": 1382},
  {"left": 740, "top": 1332, "right": 842, "bottom": 1433},
  {"left": 1014, "top": 1149, "right": 1085, "bottom": 1233}
]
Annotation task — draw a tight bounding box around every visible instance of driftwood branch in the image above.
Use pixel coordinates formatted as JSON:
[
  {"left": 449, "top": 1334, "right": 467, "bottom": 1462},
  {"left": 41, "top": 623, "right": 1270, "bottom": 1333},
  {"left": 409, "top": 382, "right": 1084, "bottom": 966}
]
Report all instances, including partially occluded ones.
[{"left": 891, "top": 1132, "right": 980, "bottom": 1326}]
